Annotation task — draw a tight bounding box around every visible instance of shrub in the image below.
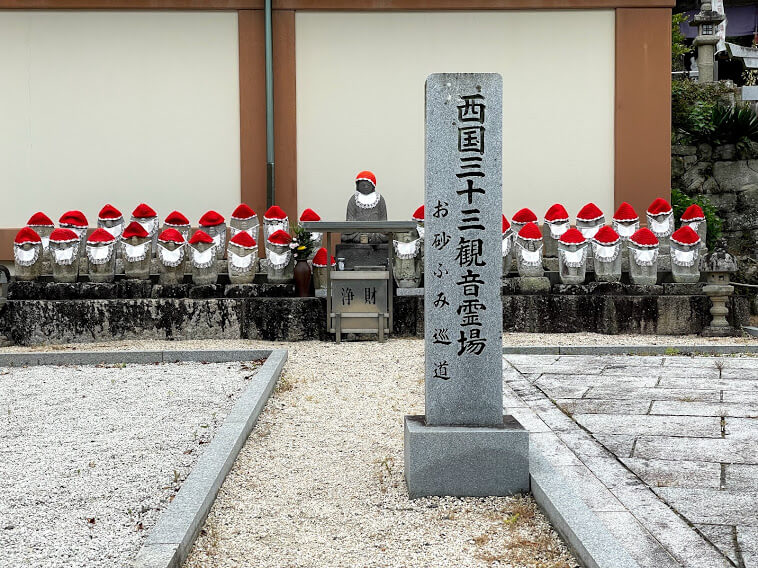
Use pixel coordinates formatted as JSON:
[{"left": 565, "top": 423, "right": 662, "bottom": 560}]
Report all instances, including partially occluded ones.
[
  {"left": 671, "top": 188, "right": 723, "bottom": 250},
  {"left": 671, "top": 80, "right": 735, "bottom": 140}
]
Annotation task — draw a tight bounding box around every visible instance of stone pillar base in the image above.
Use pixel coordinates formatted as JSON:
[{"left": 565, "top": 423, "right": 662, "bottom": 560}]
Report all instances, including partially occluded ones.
[
  {"left": 701, "top": 326, "right": 741, "bottom": 337},
  {"left": 404, "top": 415, "right": 529, "bottom": 498}
]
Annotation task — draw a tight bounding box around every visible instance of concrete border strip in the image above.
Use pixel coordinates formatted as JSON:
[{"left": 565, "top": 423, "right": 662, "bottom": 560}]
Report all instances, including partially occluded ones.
[
  {"left": 0, "top": 349, "right": 273, "bottom": 367},
  {"left": 132, "top": 348, "right": 287, "bottom": 568},
  {"left": 503, "top": 345, "right": 758, "bottom": 356}
]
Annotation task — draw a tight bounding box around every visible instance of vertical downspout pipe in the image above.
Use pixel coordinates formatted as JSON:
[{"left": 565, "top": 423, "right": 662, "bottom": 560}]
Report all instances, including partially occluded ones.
[{"left": 265, "top": 0, "right": 275, "bottom": 207}]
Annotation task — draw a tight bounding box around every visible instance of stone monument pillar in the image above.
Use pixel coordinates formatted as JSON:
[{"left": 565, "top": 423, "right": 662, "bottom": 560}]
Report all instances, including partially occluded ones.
[{"left": 404, "top": 73, "right": 528, "bottom": 498}]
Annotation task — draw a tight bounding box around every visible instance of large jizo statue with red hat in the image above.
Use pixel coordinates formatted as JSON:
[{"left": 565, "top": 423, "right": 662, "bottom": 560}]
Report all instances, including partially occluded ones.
[
  {"left": 342, "top": 170, "right": 388, "bottom": 244},
  {"left": 14, "top": 227, "right": 44, "bottom": 281}
]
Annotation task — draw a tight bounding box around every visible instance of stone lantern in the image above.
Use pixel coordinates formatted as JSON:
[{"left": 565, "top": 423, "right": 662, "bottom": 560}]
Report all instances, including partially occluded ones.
[
  {"left": 97, "top": 204, "right": 124, "bottom": 240},
  {"left": 543, "top": 203, "right": 570, "bottom": 258},
  {"left": 511, "top": 208, "right": 537, "bottom": 239},
  {"left": 121, "top": 221, "right": 151, "bottom": 280},
  {"left": 263, "top": 206, "right": 289, "bottom": 253},
  {"left": 86, "top": 228, "right": 117, "bottom": 283},
  {"left": 592, "top": 226, "right": 622, "bottom": 282},
  {"left": 502, "top": 215, "right": 514, "bottom": 280},
  {"left": 701, "top": 239, "right": 738, "bottom": 336},
  {"left": 690, "top": 0, "right": 725, "bottom": 83},
  {"left": 131, "top": 203, "right": 159, "bottom": 254},
  {"left": 13, "top": 227, "right": 43, "bottom": 281},
  {"left": 49, "top": 228, "right": 80, "bottom": 283},
  {"left": 227, "top": 231, "right": 258, "bottom": 285},
  {"left": 392, "top": 230, "right": 422, "bottom": 288},
  {"left": 670, "top": 226, "right": 702, "bottom": 283},
  {"left": 59, "top": 210, "right": 88, "bottom": 258},
  {"left": 188, "top": 230, "right": 218, "bottom": 286},
  {"left": 163, "top": 210, "right": 191, "bottom": 242},
  {"left": 612, "top": 202, "right": 640, "bottom": 259},
  {"left": 266, "top": 229, "right": 294, "bottom": 283},
  {"left": 576, "top": 203, "right": 605, "bottom": 243},
  {"left": 628, "top": 228, "right": 660, "bottom": 285},
  {"left": 230, "top": 204, "right": 258, "bottom": 242},
  {"left": 515, "top": 222, "right": 544, "bottom": 277},
  {"left": 558, "top": 228, "right": 588, "bottom": 284},
  {"left": 312, "top": 247, "right": 335, "bottom": 290},
  {"left": 646, "top": 198, "right": 674, "bottom": 255},
  {"left": 156, "top": 229, "right": 187, "bottom": 285},
  {"left": 26, "top": 212, "right": 54, "bottom": 261},
  {"left": 199, "top": 210, "right": 227, "bottom": 260},
  {"left": 681, "top": 204, "right": 707, "bottom": 251}
]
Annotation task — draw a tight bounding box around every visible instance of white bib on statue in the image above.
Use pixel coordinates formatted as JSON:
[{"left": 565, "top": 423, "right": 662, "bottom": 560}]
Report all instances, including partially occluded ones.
[
  {"left": 579, "top": 226, "right": 600, "bottom": 239},
  {"left": 158, "top": 245, "right": 184, "bottom": 267},
  {"left": 138, "top": 218, "right": 157, "bottom": 236},
  {"left": 501, "top": 236, "right": 512, "bottom": 257},
  {"left": 649, "top": 216, "right": 673, "bottom": 236},
  {"left": 87, "top": 245, "right": 112, "bottom": 264},
  {"left": 41, "top": 236, "right": 50, "bottom": 250},
  {"left": 673, "top": 248, "right": 697, "bottom": 267},
  {"left": 632, "top": 248, "right": 658, "bottom": 266},
  {"left": 123, "top": 242, "right": 148, "bottom": 263},
  {"left": 393, "top": 239, "right": 420, "bottom": 259},
  {"left": 549, "top": 222, "right": 569, "bottom": 239},
  {"left": 594, "top": 243, "right": 620, "bottom": 262},
  {"left": 267, "top": 249, "right": 291, "bottom": 270},
  {"left": 52, "top": 246, "right": 76, "bottom": 265},
  {"left": 354, "top": 190, "right": 380, "bottom": 209},
  {"left": 519, "top": 244, "right": 542, "bottom": 265},
  {"left": 561, "top": 248, "right": 586, "bottom": 268},
  {"left": 416, "top": 226, "right": 425, "bottom": 239},
  {"left": 103, "top": 223, "right": 124, "bottom": 239},
  {"left": 615, "top": 222, "right": 638, "bottom": 238},
  {"left": 229, "top": 251, "right": 255, "bottom": 271},
  {"left": 14, "top": 246, "right": 39, "bottom": 266},
  {"left": 265, "top": 222, "right": 287, "bottom": 238},
  {"left": 192, "top": 247, "right": 215, "bottom": 268}
]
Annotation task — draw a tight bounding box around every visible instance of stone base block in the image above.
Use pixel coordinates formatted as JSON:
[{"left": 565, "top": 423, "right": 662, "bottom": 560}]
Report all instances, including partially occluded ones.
[
  {"left": 514, "top": 277, "right": 551, "bottom": 294},
  {"left": 701, "top": 326, "right": 741, "bottom": 337},
  {"left": 404, "top": 415, "right": 529, "bottom": 498}
]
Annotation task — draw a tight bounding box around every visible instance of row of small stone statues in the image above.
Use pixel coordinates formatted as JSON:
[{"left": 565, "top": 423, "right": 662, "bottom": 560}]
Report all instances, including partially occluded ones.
[
  {"left": 12, "top": 203, "right": 327, "bottom": 285},
  {"left": 393, "top": 198, "right": 708, "bottom": 287}
]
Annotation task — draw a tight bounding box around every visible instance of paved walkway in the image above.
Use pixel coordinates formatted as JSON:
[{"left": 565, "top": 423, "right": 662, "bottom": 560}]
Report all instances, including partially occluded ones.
[{"left": 503, "top": 354, "right": 758, "bottom": 568}]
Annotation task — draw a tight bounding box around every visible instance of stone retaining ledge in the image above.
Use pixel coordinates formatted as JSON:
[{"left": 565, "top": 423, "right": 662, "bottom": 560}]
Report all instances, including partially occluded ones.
[
  {"left": 502, "top": 345, "right": 758, "bottom": 355},
  {"left": 0, "top": 349, "right": 273, "bottom": 367}
]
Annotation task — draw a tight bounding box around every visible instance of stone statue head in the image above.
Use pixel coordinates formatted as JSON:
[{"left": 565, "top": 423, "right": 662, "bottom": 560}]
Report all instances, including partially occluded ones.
[{"left": 355, "top": 171, "right": 377, "bottom": 195}]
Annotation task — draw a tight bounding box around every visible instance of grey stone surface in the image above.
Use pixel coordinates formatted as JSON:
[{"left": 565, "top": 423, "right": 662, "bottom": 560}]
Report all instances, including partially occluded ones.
[
  {"left": 513, "top": 276, "right": 552, "bottom": 294},
  {"left": 403, "top": 415, "right": 528, "bottom": 498},
  {"left": 694, "top": 524, "right": 740, "bottom": 566},
  {"left": 424, "top": 73, "right": 503, "bottom": 427},
  {"left": 651, "top": 400, "right": 758, "bottom": 418},
  {"left": 655, "top": 487, "right": 758, "bottom": 525},
  {"left": 395, "top": 287, "right": 423, "bottom": 297},
  {"left": 573, "top": 414, "right": 721, "bottom": 437},
  {"left": 620, "top": 458, "right": 721, "bottom": 489}
]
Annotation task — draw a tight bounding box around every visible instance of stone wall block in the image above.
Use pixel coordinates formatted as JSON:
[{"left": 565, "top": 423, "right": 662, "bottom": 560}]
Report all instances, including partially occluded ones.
[
  {"left": 712, "top": 161, "right": 758, "bottom": 193},
  {"left": 698, "top": 143, "right": 713, "bottom": 161},
  {"left": 672, "top": 145, "right": 698, "bottom": 156}
]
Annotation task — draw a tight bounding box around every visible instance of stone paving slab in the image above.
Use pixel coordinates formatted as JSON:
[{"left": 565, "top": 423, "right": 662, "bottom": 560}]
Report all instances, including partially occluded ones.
[
  {"left": 634, "top": 435, "right": 757, "bottom": 464},
  {"left": 726, "top": 464, "right": 758, "bottom": 490},
  {"left": 660, "top": 376, "right": 758, "bottom": 392},
  {"left": 695, "top": 524, "right": 740, "bottom": 566},
  {"left": 573, "top": 414, "right": 722, "bottom": 437},
  {"left": 556, "top": 399, "right": 651, "bottom": 415},
  {"left": 651, "top": 400, "right": 758, "bottom": 417},
  {"left": 655, "top": 487, "right": 758, "bottom": 526},
  {"left": 620, "top": 458, "right": 721, "bottom": 489},
  {"left": 740, "top": 527, "right": 758, "bottom": 566},
  {"left": 583, "top": 386, "right": 721, "bottom": 402}
]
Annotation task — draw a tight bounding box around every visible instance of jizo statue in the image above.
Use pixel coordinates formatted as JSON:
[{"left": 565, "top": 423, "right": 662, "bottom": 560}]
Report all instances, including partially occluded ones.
[{"left": 342, "top": 170, "right": 388, "bottom": 244}]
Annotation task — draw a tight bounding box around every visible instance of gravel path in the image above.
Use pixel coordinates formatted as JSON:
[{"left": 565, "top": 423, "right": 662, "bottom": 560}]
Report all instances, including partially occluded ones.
[
  {"left": 0, "top": 360, "right": 260, "bottom": 568},
  {"left": 183, "top": 340, "right": 576, "bottom": 568}
]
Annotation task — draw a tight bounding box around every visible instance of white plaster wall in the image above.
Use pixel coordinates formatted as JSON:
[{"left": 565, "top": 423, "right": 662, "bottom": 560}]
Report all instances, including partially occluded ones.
[
  {"left": 0, "top": 11, "right": 240, "bottom": 228},
  {"left": 296, "top": 11, "right": 615, "bottom": 223}
]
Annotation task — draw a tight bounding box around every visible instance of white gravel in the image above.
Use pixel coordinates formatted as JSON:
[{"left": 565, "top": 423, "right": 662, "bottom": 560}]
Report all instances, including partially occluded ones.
[{"left": 0, "top": 360, "right": 260, "bottom": 568}]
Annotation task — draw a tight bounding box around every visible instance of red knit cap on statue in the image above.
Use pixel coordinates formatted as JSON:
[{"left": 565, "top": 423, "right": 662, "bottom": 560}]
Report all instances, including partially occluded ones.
[
  {"left": 229, "top": 231, "right": 257, "bottom": 249},
  {"left": 544, "top": 204, "right": 569, "bottom": 223},
  {"left": 14, "top": 227, "right": 42, "bottom": 244},
  {"left": 502, "top": 215, "right": 511, "bottom": 234},
  {"left": 158, "top": 229, "right": 185, "bottom": 244},
  {"left": 122, "top": 221, "right": 149, "bottom": 239},
  {"left": 49, "top": 228, "right": 80, "bottom": 243},
  {"left": 681, "top": 204, "right": 705, "bottom": 222},
  {"left": 264, "top": 206, "right": 287, "bottom": 221},
  {"left": 199, "top": 210, "right": 225, "bottom": 227},
  {"left": 189, "top": 230, "right": 214, "bottom": 245},
  {"left": 312, "top": 247, "right": 336, "bottom": 268},
  {"left": 593, "top": 226, "right": 621, "bottom": 246},
  {"left": 559, "top": 228, "right": 586, "bottom": 245},
  {"left": 518, "top": 222, "right": 542, "bottom": 240},
  {"left": 87, "top": 228, "right": 116, "bottom": 244},
  {"left": 267, "top": 230, "right": 292, "bottom": 245},
  {"left": 647, "top": 198, "right": 672, "bottom": 216},
  {"left": 165, "top": 211, "right": 190, "bottom": 226},
  {"left": 231, "top": 204, "right": 257, "bottom": 220},
  {"left": 299, "top": 208, "right": 321, "bottom": 222},
  {"left": 512, "top": 208, "right": 537, "bottom": 224},
  {"left": 576, "top": 203, "right": 604, "bottom": 222},
  {"left": 671, "top": 226, "right": 701, "bottom": 247},
  {"left": 412, "top": 206, "right": 424, "bottom": 222},
  {"left": 132, "top": 203, "right": 157, "bottom": 219},
  {"left": 355, "top": 170, "right": 377, "bottom": 187},
  {"left": 59, "top": 211, "right": 88, "bottom": 228},
  {"left": 98, "top": 204, "right": 123, "bottom": 221},
  {"left": 27, "top": 212, "right": 54, "bottom": 227},
  {"left": 613, "top": 202, "right": 639, "bottom": 222},
  {"left": 630, "top": 228, "right": 659, "bottom": 247}
]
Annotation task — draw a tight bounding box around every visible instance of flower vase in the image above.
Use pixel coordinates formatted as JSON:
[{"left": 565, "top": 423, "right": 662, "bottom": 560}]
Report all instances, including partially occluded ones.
[{"left": 294, "top": 258, "right": 312, "bottom": 297}]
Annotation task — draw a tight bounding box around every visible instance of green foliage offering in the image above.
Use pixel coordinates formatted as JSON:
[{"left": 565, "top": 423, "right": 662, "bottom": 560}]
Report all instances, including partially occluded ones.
[
  {"left": 671, "top": 13, "right": 691, "bottom": 70},
  {"left": 290, "top": 223, "right": 315, "bottom": 261},
  {"left": 671, "top": 188, "right": 722, "bottom": 250}
]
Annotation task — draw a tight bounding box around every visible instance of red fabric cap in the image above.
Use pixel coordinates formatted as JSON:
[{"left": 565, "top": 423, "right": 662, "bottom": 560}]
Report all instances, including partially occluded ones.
[
  {"left": 593, "top": 225, "right": 621, "bottom": 245},
  {"left": 630, "top": 227, "right": 659, "bottom": 247},
  {"left": 231, "top": 204, "right": 256, "bottom": 220},
  {"left": 671, "top": 225, "right": 701, "bottom": 246},
  {"left": 189, "top": 230, "right": 214, "bottom": 245},
  {"left": 647, "top": 198, "right": 672, "bottom": 216},
  {"left": 681, "top": 204, "right": 705, "bottom": 222},
  {"left": 312, "top": 247, "right": 336, "bottom": 267},
  {"left": 502, "top": 214, "right": 511, "bottom": 234},
  {"left": 14, "top": 227, "right": 42, "bottom": 244},
  {"left": 512, "top": 208, "right": 537, "bottom": 223},
  {"left": 158, "top": 228, "right": 185, "bottom": 244},
  {"left": 132, "top": 203, "right": 157, "bottom": 219},
  {"left": 267, "top": 229, "right": 292, "bottom": 245},
  {"left": 559, "top": 228, "right": 586, "bottom": 244},
  {"left": 230, "top": 231, "right": 257, "bottom": 248},
  {"left": 613, "top": 201, "right": 639, "bottom": 222},
  {"left": 59, "top": 210, "right": 88, "bottom": 228},
  {"left": 98, "top": 204, "right": 123, "bottom": 221},
  {"left": 355, "top": 170, "right": 377, "bottom": 187},
  {"left": 264, "top": 205, "right": 288, "bottom": 221},
  {"left": 49, "top": 228, "right": 80, "bottom": 243},
  {"left": 576, "top": 203, "right": 604, "bottom": 222},
  {"left": 412, "top": 205, "right": 424, "bottom": 222},
  {"left": 544, "top": 203, "right": 569, "bottom": 223},
  {"left": 165, "top": 211, "right": 190, "bottom": 226},
  {"left": 122, "top": 221, "right": 149, "bottom": 239},
  {"left": 27, "top": 212, "right": 54, "bottom": 226},
  {"left": 87, "top": 228, "right": 116, "bottom": 244},
  {"left": 199, "top": 210, "right": 225, "bottom": 227},
  {"left": 299, "top": 208, "right": 321, "bottom": 222},
  {"left": 518, "top": 222, "right": 542, "bottom": 240}
]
